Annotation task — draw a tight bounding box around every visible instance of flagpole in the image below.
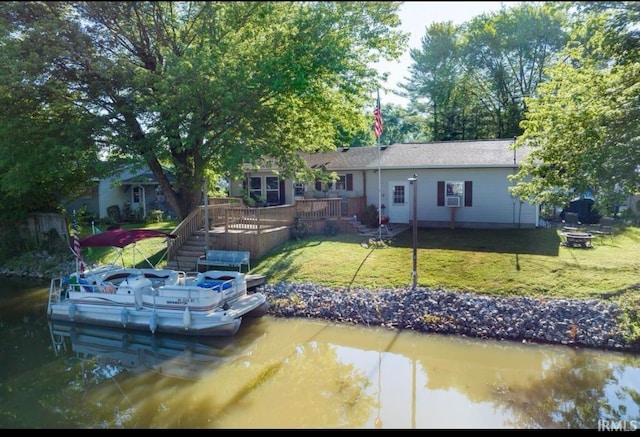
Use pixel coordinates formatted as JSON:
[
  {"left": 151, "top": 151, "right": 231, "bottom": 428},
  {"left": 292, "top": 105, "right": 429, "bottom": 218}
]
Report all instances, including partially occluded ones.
[
  {"left": 378, "top": 128, "right": 382, "bottom": 240},
  {"left": 375, "top": 89, "right": 383, "bottom": 241}
]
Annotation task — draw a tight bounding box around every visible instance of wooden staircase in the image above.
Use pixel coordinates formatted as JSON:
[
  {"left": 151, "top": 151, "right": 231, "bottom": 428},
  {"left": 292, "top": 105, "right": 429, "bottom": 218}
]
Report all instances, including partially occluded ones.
[
  {"left": 345, "top": 217, "right": 379, "bottom": 235},
  {"left": 165, "top": 230, "right": 209, "bottom": 272}
]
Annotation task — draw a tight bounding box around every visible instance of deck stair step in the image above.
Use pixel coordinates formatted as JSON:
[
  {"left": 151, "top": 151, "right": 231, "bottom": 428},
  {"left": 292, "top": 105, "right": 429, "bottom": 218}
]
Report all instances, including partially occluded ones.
[
  {"left": 165, "top": 233, "right": 209, "bottom": 272},
  {"left": 335, "top": 217, "right": 361, "bottom": 234}
]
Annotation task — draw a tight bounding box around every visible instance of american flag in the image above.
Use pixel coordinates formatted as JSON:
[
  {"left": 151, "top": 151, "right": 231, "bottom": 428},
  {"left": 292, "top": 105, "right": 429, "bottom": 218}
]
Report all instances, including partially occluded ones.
[
  {"left": 72, "top": 210, "right": 85, "bottom": 272},
  {"left": 374, "top": 90, "right": 383, "bottom": 139}
]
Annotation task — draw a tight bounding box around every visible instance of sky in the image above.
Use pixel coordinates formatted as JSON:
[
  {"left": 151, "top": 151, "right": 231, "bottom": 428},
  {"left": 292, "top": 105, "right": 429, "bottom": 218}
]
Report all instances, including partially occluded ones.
[{"left": 375, "top": 1, "right": 521, "bottom": 107}]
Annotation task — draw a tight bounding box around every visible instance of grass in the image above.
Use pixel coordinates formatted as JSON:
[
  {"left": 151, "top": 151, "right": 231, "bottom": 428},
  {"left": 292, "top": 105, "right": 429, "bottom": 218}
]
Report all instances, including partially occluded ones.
[
  {"left": 84, "top": 221, "right": 640, "bottom": 300},
  {"left": 84, "top": 220, "right": 640, "bottom": 342},
  {"left": 253, "top": 226, "right": 640, "bottom": 300}
]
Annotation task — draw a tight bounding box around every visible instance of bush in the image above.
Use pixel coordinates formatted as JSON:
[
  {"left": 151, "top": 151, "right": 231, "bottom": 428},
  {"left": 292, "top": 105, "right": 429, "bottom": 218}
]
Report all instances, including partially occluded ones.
[
  {"left": 0, "top": 224, "right": 33, "bottom": 261},
  {"left": 360, "top": 204, "right": 379, "bottom": 227},
  {"left": 291, "top": 216, "right": 311, "bottom": 240},
  {"left": 324, "top": 220, "right": 337, "bottom": 236}
]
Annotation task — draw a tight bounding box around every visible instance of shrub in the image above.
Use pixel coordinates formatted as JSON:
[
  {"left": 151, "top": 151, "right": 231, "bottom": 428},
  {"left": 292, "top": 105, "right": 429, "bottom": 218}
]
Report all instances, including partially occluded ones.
[
  {"left": 324, "top": 220, "right": 337, "bottom": 236},
  {"left": 291, "top": 216, "right": 311, "bottom": 240},
  {"left": 360, "top": 204, "right": 379, "bottom": 227}
]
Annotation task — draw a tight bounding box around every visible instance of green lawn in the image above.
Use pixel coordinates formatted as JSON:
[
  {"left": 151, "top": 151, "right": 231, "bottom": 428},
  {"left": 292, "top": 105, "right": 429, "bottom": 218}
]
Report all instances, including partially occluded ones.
[
  {"left": 251, "top": 223, "right": 640, "bottom": 343},
  {"left": 86, "top": 220, "right": 640, "bottom": 340},
  {"left": 253, "top": 226, "right": 639, "bottom": 300},
  {"left": 87, "top": 221, "right": 639, "bottom": 300}
]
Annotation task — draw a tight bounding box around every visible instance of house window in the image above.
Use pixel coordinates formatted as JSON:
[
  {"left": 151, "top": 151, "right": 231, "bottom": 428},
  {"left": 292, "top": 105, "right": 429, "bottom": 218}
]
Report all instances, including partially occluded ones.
[
  {"left": 334, "top": 174, "right": 346, "bottom": 191},
  {"left": 446, "top": 181, "right": 464, "bottom": 197},
  {"left": 77, "top": 186, "right": 93, "bottom": 200},
  {"left": 393, "top": 185, "right": 406, "bottom": 205},
  {"left": 294, "top": 182, "right": 305, "bottom": 197},
  {"left": 249, "top": 177, "right": 262, "bottom": 201},
  {"left": 154, "top": 186, "right": 165, "bottom": 201},
  {"left": 265, "top": 176, "right": 279, "bottom": 205},
  {"left": 438, "top": 181, "right": 473, "bottom": 206},
  {"left": 133, "top": 186, "right": 142, "bottom": 203}
]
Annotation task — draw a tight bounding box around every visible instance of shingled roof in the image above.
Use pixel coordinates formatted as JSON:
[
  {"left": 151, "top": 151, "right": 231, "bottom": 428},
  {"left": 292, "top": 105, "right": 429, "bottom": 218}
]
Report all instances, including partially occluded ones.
[
  {"left": 298, "top": 139, "right": 526, "bottom": 171},
  {"left": 299, "top": 146, "right": 381, "bottom": 170}
]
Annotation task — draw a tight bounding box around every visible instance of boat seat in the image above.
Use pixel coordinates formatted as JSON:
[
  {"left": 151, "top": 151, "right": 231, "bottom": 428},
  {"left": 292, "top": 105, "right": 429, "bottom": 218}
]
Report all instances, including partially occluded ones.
[
  {"left": 77, "top": 278, "right": 96, "bottom": 293},
  {"left": 197, "top": 250, "right": 251, "bottom": 272},
  {"left": 197, "top": 280, "right": 233, "bottom": 291},
  {"left": 142, "top": 270, "right": 181, "bottom": 287}
]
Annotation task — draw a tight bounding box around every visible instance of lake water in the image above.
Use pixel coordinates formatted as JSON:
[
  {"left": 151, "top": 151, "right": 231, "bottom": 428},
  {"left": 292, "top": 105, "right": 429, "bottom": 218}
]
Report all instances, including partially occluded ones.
[{"left": 1, "top": 276, "right": 639, "bottom": 429}]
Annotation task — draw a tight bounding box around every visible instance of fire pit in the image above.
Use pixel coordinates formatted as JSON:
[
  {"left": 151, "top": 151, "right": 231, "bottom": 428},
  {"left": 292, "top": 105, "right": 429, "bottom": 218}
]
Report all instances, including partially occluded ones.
[{"left": 561, "top": 231, "right": 593, "bottom": 248}]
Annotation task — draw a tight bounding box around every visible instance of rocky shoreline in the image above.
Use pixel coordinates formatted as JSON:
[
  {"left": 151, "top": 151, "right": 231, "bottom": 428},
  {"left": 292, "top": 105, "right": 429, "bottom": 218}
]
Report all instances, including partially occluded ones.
[
  {"left": 263, "top": 282, "right": 637, "bottom": 352},
  {"left": 3, "top": 251, "right": 637, "bottom": 352}
]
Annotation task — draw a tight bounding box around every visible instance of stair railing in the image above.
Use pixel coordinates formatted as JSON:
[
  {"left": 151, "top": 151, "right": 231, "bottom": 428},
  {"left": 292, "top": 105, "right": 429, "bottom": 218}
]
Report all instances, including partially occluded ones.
[{"left": 167, "top": 207, "right": 203, "bottom": 261}]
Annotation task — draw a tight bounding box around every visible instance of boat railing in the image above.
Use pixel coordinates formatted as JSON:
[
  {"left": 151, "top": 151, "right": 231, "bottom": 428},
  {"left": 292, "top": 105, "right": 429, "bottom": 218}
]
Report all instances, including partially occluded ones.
[{"left": 47, "top": 278, "right": 62, "bottom": 317}]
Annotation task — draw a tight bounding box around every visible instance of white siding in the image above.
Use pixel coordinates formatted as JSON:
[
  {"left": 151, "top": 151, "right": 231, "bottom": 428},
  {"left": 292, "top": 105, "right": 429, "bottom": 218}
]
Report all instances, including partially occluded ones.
[
  {"left": 98, "top": 168, "right": 137, "bottom": 219},
  {"left": 366, "top": 168, "right": 538, "bottom": 228}
]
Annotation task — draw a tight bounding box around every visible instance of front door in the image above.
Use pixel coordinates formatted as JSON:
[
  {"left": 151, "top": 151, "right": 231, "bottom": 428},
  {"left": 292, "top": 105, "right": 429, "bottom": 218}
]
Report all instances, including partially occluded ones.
[
  {"left": 388, "top": 181, "right": 410, "bottom": 224},
  {"left": 131, "top": 185, "right": 145, "bottom": 218}
]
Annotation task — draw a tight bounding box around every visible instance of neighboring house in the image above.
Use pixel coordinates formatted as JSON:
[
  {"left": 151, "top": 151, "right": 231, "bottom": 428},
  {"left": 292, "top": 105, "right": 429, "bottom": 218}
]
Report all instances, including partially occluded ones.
[
  {"left": 229, "top": 139, "right": 539, "bottom": 229},
  {"left": 64, "top": 165, "right": 175, "bottom": 222}
]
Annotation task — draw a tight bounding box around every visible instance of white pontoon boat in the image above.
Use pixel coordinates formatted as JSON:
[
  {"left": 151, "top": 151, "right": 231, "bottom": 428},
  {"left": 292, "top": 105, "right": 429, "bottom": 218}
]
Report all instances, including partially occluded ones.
[{"left": 47, "top": 228, "right": 269, "bottom": 336}]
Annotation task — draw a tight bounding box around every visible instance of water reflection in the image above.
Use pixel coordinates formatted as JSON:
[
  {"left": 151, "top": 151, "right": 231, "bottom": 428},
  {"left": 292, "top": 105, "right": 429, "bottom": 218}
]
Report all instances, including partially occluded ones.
[
  {"left": 0, "top": 279, "right": 638, "bottom": 429},
  {"left": 48, "top": 320, "right": 266, "bottom": 381},
  {"left": 43, "top": 317, "right": 640, "bottom": 429}
]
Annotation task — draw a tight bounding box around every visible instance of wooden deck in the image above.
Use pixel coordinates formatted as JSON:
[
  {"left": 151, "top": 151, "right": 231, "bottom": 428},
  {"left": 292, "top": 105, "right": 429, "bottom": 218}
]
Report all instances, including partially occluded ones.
[
  {"left": 167, "top": 198, "right": 369, "bottom": 269},
  {"left": 246, "top": 274, "right": 266, "bottom": 291}
]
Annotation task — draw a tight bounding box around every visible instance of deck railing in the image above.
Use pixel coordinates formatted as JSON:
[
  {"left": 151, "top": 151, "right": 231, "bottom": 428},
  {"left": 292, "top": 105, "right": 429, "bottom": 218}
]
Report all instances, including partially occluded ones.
[
  {"left": 223, "top": 204, "right": 297, "bottom": 232},
  {"left": 167, "top": 206, "right": 202, "bottom": 261},
  {"left": 167, "top": 201, "right": 240, "bottom": 260},
  {"left": 295, "top": 198, "right": 342, "bottom": 220},
  {"left": 167, "top": 196, "right": 366, "bottom": 260}
]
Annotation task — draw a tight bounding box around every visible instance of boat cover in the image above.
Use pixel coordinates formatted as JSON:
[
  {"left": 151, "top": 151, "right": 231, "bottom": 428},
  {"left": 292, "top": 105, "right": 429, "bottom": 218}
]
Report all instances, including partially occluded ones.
[{"left": 80, "top": 229, "right": 177, "bottom": 248}]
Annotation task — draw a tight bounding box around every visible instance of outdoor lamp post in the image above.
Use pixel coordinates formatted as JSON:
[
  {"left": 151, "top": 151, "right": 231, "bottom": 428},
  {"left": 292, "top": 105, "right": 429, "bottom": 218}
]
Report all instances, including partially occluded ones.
[{"left": 408, "top": 174, "right": 418, "bottom": 290}]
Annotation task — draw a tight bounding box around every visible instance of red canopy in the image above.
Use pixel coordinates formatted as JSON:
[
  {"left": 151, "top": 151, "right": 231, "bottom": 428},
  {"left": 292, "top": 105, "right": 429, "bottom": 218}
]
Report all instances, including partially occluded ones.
[{"left": 80, "top": 229, "right": 177, "bottom": 248}]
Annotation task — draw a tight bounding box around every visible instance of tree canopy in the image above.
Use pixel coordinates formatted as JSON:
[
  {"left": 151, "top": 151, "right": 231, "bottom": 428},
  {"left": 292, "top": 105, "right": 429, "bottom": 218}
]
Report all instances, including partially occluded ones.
[
  {"left": 402, "top": 2, "right": 568, "bottom": 141},
  {"left": 510, "top": 1, "right": 640, "bottom": 213},
  {"left": 0, "top": 1, "right": 407, "bottom": 220}
]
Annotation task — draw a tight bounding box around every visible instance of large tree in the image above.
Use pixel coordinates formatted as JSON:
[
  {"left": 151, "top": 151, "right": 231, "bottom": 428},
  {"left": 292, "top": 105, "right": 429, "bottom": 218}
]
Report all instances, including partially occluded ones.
[
  {"left": 402, "top": 2, "right": 568, "bottom": 141},
  {"left": 510, "top": 1, "right": 640, "bottom": 213},
  {"left": 0, "top": 1, "right": 407, "bottom": 220},
  {"left": 459, "top": 2, "right": 568, "bottom": 138},
  {"left": 403, "top": 21, "right": 465, "bottom": 140}
]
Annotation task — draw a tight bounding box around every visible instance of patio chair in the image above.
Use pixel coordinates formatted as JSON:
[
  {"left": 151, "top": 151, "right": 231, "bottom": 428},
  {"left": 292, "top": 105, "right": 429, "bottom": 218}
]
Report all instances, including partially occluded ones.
[
  {"left": 562, "top": 212, "right": 581, "bottom": 231},
  {"left": 592, "top": 216, "right": 614, "bottom": 242},
  {"left": 106, "top": 205, "right": 121, "bottom": 222}
]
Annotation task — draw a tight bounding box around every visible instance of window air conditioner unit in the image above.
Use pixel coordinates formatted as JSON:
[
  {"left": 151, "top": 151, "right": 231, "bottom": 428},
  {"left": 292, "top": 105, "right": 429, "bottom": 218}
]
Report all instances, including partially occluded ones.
[{"left": 446, "top": 196, "right": 461, "bottom": 207}]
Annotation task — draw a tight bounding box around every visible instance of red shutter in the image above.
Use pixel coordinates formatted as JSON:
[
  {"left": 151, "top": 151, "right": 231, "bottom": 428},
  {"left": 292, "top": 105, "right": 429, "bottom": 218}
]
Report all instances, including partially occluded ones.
[
  {"left": 346, "top": 173, "right": 353, "bottom": 191},
  {"left": 437, "top": 181, "right": 444, "bottom": 206},
  {"left": 464, "top": 181, "right": 472, "bottom": 206}
]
